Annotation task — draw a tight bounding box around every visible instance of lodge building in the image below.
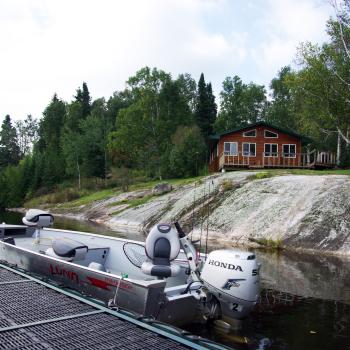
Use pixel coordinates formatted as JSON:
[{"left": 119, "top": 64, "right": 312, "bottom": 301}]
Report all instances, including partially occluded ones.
[{"left": 209, "top": 122, "right": 336, "bottom": 172}]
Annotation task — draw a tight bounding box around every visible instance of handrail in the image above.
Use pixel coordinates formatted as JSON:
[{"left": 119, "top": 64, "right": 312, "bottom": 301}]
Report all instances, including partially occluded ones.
[{"left": 216, "top": 149, "right": 336, "bottom": 169}]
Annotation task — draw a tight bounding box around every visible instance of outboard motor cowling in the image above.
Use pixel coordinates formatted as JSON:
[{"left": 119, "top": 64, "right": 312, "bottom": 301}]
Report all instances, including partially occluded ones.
[{"left": 201, "top": 249, "right": 260, "bottom": 319}]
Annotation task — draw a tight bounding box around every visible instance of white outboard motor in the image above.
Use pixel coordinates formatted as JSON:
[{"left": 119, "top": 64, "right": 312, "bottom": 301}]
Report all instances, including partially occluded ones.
[{"left": 200, "top": 249, "right": 260, "bottom": 319}]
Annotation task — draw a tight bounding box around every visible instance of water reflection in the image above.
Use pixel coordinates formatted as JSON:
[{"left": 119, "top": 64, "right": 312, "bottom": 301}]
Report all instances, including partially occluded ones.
[
  {"left": 188, "top": 249, "right": 350, "bottom": 350},
  {"left": 256, "top": 250, "right": 350, "bottom": 304},
  {"left": 0, "top": 211, "right": 144, "bottom": 242},
  {"left": 1, "top": 211, "right": 350, "bottom": 349}
]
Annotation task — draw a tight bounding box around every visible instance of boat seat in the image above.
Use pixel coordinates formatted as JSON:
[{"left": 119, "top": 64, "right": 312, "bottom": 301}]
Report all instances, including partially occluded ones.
[
  {"left": 23, "top": 209, "right": 54, "bottom": 228},
  {"left": 46, "top": 238, "right": 88, "bottom": 262},
  {"left": 141, "top": 224, "right": 180, "bottom": 278}
]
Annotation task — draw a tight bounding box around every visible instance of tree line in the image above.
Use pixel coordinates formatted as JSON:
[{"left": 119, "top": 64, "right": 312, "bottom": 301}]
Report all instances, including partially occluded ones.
[{"left": 1, "top": 10, "right": 350, "bottom": 209}]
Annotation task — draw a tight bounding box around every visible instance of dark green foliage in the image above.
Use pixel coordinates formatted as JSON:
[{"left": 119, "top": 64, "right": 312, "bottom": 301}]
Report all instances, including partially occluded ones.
[
  {"left": 106, "top": 91, "right": 133, "bottom": 131},
  {"left": 266, "top": 66, "right": 297, "bottom": 131},
  {"left": 36, "top": 94, "right": 66, "bottom": 187},
  {"left": 79, "top": 100, "right": 108, "bottom": 178},
  {"left": 3, "top": 12, "right": 350, "bottom": 212},
  {"left": 0, "top": 156, "right": 35, "bottom": 208},
  {"left": 168, "top": 125, "right": 206, "bottom": 177},
  {"left": 0, "top": 115, "right": 21, "bottom": 168},
  {"left": 38, "top": 94, "right": 66, "bottom": 151},
  {"left": 41, "top": 149, "right": 65, "bottom": 188},
  {"left": 280, "top": 18, "right": 350, "bottom": 162},
  {"left": 75, "top": 82, "right": 91, "bottom": 118},
  {"left": 214, "top": 76, "right": 266, "bottom": 133},
  {"left": 176, "top": 73, "right": 197, "bottom": 112},
  {"left": 195, "top": 73, "right": 217, "bottom": 143},
  {"left": 108, "top": 67, "right": 193, "bottom": 179}
]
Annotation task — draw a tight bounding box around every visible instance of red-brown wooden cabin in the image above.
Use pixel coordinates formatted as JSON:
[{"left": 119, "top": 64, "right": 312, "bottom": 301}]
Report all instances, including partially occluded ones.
[{"left": 209, "top": 122, "right": 336, "bottom": 172}]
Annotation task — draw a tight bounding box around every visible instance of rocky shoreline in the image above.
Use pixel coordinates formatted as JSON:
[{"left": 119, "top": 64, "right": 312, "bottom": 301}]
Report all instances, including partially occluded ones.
[{"left": 16, "top": 171, "right": 350, "bottom": 256}]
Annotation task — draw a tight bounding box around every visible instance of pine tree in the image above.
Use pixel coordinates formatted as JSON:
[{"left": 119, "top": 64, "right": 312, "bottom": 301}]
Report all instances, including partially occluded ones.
[
  {"left": 206, "top": 82, "right": 217, "bottom": 133},
  {"left": 0, "top": 115, "right": 21, "bottom": 168},
  {"left": 39, "top": 94, "right": 66, "bottom": 150},
  {"left": 195, "top": 73, "right": 217, "bottom": 144},
  {"left": 75, "top": 82, "right": 91, "bottom": 118}
]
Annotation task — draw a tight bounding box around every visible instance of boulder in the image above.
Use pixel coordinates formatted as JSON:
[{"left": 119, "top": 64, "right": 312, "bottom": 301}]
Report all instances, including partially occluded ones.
[{"left": 152, "top": 183, "right": 173, "bottom": 196}]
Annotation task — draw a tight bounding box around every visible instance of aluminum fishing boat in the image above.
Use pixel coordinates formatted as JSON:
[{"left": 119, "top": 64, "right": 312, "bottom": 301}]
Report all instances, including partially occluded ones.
[{"left": 0, "top": 209, "right": 260, "bottom": 326}]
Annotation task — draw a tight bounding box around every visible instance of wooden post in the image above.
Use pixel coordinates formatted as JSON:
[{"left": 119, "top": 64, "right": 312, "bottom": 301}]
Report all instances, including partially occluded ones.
[{"left": 262, "top": 153, "right": 264, "bottom": 168}]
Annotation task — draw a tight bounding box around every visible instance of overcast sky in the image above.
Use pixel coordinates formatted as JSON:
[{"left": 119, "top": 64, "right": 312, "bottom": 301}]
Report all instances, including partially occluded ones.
[{"left": 0, "top": 0, "right": 333, "bottom": 121}]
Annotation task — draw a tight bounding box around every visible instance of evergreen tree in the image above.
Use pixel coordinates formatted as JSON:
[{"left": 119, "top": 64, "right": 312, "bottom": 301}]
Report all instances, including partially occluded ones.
[
  {"left": 0, "top": 115, "right": 20, "bottom": 168},
  {"left": 65, "top": 83, "right": 92, "bottom": 132},
  {"left": 75, "top": 82, "right": 91, "bottom": 118},
  {"left": 195, "top": 73, "right": 217, "bottom": 143},
  {"left": 206, "top": 83, "right": 217, "bottom": 132},
  {"left": 38, "top": 94, "right": 66, "bottom": 150},
  {"left": 79, "top": 99, "right": 108, "bottom": 179},
  {"left": 35, "top": 95, "right": 66, "bottom": 188}
]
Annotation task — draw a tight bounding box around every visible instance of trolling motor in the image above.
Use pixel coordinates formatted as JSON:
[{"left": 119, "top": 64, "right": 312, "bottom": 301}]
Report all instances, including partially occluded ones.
[{"left": 174, "top": 222, "right": 260, "bottom": 320}]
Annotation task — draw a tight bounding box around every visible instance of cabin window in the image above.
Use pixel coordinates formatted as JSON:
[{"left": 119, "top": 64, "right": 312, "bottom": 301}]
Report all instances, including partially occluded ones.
[
  {"left": 242, "top": 143, "right": 256, "bottom": 157},
  {"left": 264, "top": 144, "right": 278, "bottom": 157},
  {"left": 243, "top": 129, "right": 256, "bottom": 137},
  {"left": 283, "top": 144, "right": 296, "bottom": 158},
  {"left": 264, "top": 130, "right": 278, "bottom": 138},
  {"left": 224, "top": 142, "right": 238, "bottom": 156}
]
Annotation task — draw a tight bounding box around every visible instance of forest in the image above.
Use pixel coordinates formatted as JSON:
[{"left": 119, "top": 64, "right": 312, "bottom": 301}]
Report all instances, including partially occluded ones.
[{"left": 1, "top": 15, "right": 350, "bottom": 209}]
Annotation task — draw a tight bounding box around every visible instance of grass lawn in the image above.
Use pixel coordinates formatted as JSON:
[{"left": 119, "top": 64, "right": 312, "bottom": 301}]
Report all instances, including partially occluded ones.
[
  {"left": 24, "top": 175, "right": 206, "bottom": 209},
  {"left": 262, "top": 168, "right": 350, "bottom": 176}
]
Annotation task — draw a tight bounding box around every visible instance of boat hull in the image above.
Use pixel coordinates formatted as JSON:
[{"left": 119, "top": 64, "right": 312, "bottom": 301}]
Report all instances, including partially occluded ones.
[{"left": 0, "top": 240, "right": 198, "bottom": 325}]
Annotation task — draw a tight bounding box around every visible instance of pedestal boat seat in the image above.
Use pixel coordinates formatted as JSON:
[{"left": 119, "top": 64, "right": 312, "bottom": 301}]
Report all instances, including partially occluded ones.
[
  {"left": 141, "top": 223, "right": 180, "bottom": 278},
  {"left": 22, "top": 209, "right": 54, "bottom": 228}
]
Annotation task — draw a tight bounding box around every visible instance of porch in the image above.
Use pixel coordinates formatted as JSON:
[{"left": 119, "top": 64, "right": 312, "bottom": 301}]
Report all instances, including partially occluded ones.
[{"left": 217, "top": 150, "right": 336, "bottom": 171}]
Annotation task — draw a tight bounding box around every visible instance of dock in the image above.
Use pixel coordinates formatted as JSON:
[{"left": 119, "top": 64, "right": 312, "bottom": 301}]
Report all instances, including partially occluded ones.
[{"left": 0, "top": 263, "right": 229, "bottom": 350}]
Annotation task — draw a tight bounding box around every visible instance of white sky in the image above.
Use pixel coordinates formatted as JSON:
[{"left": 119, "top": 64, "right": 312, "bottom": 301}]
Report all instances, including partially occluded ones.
[{"left": 0, "top": 0, "right": 333, "bottom": 121}]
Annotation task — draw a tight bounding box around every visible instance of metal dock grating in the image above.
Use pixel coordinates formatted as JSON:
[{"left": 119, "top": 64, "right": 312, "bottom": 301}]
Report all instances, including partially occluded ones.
[{"left": 0, "top": 264, "right": 225, "bottom": 350}]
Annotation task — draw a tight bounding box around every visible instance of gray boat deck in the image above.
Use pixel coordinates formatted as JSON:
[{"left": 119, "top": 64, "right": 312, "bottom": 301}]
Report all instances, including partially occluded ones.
[{"left": 0, "top": 264, "right": 224, "bottom": 350}]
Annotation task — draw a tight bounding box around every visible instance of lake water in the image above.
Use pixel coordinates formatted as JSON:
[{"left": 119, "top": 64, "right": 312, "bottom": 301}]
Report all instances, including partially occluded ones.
[{"left": 1, "top": 211, "right": 349, "bottom": 350}]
